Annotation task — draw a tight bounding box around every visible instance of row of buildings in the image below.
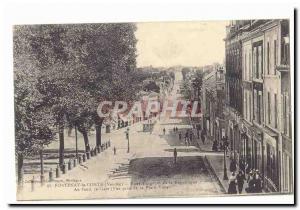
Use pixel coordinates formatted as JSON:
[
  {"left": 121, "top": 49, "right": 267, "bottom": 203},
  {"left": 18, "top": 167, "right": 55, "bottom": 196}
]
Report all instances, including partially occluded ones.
[
  {"left": 201, "top": 65, "right": 226, "bottom": 144},
  {"left": 223, "top": 19, "right": 292, "bottom": 193}
]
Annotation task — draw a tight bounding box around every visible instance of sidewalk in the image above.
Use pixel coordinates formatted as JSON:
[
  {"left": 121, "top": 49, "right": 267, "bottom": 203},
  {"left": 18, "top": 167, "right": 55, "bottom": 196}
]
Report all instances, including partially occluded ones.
[{"left": 205, "top": 154, "right": 232, "bottom": 193}]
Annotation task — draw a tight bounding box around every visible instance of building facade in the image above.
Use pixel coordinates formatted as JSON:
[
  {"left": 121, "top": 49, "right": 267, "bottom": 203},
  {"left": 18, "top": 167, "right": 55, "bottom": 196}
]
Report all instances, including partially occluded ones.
[
  {"left": 201, "top": 65, "right": 226, "bottom": 144},
  {"left": 225, "top": 19, "right": 293, "bottom": 193}
]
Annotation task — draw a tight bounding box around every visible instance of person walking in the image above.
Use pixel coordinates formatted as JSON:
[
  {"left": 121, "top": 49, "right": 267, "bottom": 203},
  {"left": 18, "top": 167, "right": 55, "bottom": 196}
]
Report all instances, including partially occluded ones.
[
  {"left": 245, "top": 172, "right": 255, "bottom": 193},
  {"left": 201, "top": 130, "right": 205, "bottom": 144},
  {"left": 212, "top": 140, "right": 218, "bottom": 151},
  {"left": 178, "top": 132, "right": 182, "bottom": 141},
  {"left": 224, "top": 136, "right": 229, "bottom": 156},
  {"left": 228, "top": 172, "right": 237, "bottom": 194},
  {"left": 113, "top": 146, "right": 116, "bottom": 155},
  {"left": 163, "top": 128, "right": 166, "bottom": 135},
  {"left": 173, "top": 127, "right": 176, "bottom": 132},
  {"left": 229, "top": 159, "right": 237, "bottom": 173},
  {"left": 185, "top": 130, "right": 188, "bottom": 142},
  {"left": 254, "top": 170, "right": 263, "bottom": 193},
  {"left": 173, "top": 148, "right": 177, "bottom": 165},
  {"left": 236, "top": 170, "right": 245, "bottom": 194},
  {"left": 189, "top": 131, "right": 193, "bottom": 145}
]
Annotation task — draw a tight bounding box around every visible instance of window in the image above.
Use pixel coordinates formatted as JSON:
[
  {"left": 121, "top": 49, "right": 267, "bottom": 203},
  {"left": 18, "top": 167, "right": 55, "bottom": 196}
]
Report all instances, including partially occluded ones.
[
  {"left": 249, "top": 53, "right": 251, "bottom": 80},
  {"left": 244, "top": 90, "right": 247, "bottom": 118},
  {"left": 283, "top": 93, "right": 287, "bottom": 134},
  {"left": 267, "top": 42, "right": 270, "bottom": 74},
  {"left": 258, "top": 91, "right": 263, "bottom": 124},
  {"left": 253, "top": 90, "right": 257, "bottom": 121},
  {"left": 250, "top": 92, "right": 252, "bottom": 121},
  {"left": 253, "top": 47, "right": 257, "bottom": 78},
  {"left": 266, "top": 144, "right": 276, "bottom": 183},
  {"left": 245, "top": 53, "right": 247, "bottom": 80},
  {"left": 274, "top": 93, "right": 278, "bottom": 128},
  {"left": 247, "top": 92, "right": 250, "bottom": 120},
  {"left": 274, "top": 40, "right": 277, "bottom": 75},
  {"left": 267, "top": 144, "right": 271, "bottom": 177},
  {"left": 258, "top": 46, "right": 262, "bottom": 78},
  {"left": 252, "top": 41, "right": 264, "bottom": 80},
  {"left": 267, "top": 92, "right": 271, "bottom": 124}
]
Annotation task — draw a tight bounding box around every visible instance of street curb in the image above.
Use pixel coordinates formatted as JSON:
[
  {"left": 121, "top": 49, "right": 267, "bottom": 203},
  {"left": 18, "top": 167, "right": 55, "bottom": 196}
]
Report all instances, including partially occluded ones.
[{"left": 203, "top": 155, "right": 226, "bottom": 194}]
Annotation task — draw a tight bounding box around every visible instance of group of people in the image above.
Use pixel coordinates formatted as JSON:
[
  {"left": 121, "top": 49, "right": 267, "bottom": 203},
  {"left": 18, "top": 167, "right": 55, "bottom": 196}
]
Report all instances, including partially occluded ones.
[
  {"left": 178, "top": 129, "right": 195, "bottom": 146},
  {"left": 228, "top": 159, "right": 263, "bottom": 194},
  {"left": 212, "top": 136, "right": 229, "bottom": 153}
]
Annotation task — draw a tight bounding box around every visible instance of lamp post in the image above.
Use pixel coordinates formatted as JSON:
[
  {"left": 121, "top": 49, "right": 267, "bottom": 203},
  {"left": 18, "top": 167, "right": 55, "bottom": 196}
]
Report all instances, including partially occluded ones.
[
  {"left": 126, "top": 127, "right": 130, "bottom": 153},
  {"left": 74, "top": 104, "right": 79, "bottom": 159},
  {"left": 241, "top": 132, "right": 247, "bottom": 176},
  {"left": 223, "top": 136, "right": 228, "bottom": 180},
  {"left": 40, "top": 149, "right": 44, "bottom": 185},
  {"left": 75, "top": 124, "right": 78, "bottom": 159}
]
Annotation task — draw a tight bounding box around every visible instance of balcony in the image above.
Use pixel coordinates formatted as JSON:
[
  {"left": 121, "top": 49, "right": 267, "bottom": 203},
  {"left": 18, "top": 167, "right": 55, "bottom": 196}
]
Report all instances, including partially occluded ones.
[{"left": 276, "top": 64, "right": 290, "bottom": 73}]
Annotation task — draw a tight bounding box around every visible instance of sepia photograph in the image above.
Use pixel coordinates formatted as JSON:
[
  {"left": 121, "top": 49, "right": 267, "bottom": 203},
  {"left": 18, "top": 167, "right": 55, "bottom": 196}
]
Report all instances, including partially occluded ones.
[{"left": 12, "top": 18, "right": 294, "bottom": 202}]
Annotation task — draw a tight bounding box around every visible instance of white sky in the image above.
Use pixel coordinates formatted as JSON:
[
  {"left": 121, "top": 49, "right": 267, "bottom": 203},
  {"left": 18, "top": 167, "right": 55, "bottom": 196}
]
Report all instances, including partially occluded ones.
[{"left": 135, "top": 21, "right": 228, "bottom": 67}]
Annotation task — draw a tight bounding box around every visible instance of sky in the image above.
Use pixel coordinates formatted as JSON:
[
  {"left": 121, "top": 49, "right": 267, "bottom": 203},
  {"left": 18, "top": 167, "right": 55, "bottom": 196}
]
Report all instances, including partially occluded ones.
[{"left": 135, "top": 21, "right": 228, "bottom": 68}]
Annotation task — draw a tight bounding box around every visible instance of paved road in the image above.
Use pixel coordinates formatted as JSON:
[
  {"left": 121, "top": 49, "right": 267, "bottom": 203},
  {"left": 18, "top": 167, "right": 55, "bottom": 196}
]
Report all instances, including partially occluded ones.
[{"left": 18, "top": 71, "right": 225, "bottom": 200}]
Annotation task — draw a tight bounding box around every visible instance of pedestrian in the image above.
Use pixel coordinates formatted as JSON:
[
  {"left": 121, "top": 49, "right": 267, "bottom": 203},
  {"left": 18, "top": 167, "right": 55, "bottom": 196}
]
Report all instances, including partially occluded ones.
[
  {"left": 236, "top": 170, "right": 245, "bottom": 194},
  {"left": 113, "top": 146, "right": 116, "bottom": 155},
  {"left": 179, "top": 132, "right": 182, "bottom": 141},
  {"left": 248, "top": 172, "right": 256, "bottom": 193},
  {"left": 245, "top": 159, "right": 251, "bottom": 174},
  {"left": 239, "top": 159, "right": 245, "bottom": 174},
  {"left": 224, "top": 136, "right": 229, "bottom": 155},
  {"left": 185, "top": 138, "right": 188, "bottom": 147},
  {"left": 173, "top": 148, "right": 177, "bottom": 164},
  {"left": 173, "top": 127, "right": 176, "bottom": 132},
  {"left": 219, "top": 142, "right": 223, "bottom": 151},
  {"left": 86, "top": 144, "right": 90, "bottom": 152},
  {"left": 163, "top": 128, "right": 166, "bottom": 135},
  {"left": 201, "top": 130, "right": 205, "bottom": 144},
  {"left": 189, "top": 132, "right": 193, "bottom": 145},
  {"left": 246, "top": 169, "right": 252, "bottom": 183},
  {"left": 229, "top": 159, "right": 237, "bottom": 173},
  {"left": 245, "top": 172, "right": 254, "bottom": 193},
  {"left": 185, "top": 130, "right": 188, "bottom": 139},
  {"left": 212, "top": 140, "right": 218, "bottom": 151},
  {"left": 254, "top": 170, "right": 263, "bottom": 193},
  {"left": 228, "top": 172, "right": 237, "bottom": 194}
]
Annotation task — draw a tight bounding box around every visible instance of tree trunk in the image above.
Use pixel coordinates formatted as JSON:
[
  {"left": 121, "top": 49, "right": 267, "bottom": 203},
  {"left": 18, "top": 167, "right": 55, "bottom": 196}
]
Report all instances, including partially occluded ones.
[
  {"left": 78, "top": 125, "right": 90, "bottom": 152},
  {"left": 95, "top": 117, "right": 104, "bottom": 147},
  {"left": 67, "top": 126, "right": 72, "bottom": 137},
  {"left": 95, "top": 125, "right": 101, "bottom": 147},
  {"left": 58, "top": 118, "right": 64, "bottom": 168},
  {"left": 17, "top": 153, "right": 24, "bottom": 185},
  {"left": 82, "top": 130, "right": 90, "bottom": 152}
]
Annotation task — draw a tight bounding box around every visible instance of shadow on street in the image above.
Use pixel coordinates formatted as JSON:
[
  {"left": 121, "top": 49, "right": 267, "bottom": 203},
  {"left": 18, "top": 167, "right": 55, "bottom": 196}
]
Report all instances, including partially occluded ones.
[{"left": 128, "top": 156, "right": 209, "bottom": 178}]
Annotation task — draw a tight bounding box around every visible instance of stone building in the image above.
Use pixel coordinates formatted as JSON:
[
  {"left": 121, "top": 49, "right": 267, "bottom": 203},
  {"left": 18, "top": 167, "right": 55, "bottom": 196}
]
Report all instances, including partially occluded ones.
[
  {"left": 225, "top": 19, "right": 293, "bottom": 193},
  {"left": 201, "top": 65, "right": 226, "bottom": 144}
]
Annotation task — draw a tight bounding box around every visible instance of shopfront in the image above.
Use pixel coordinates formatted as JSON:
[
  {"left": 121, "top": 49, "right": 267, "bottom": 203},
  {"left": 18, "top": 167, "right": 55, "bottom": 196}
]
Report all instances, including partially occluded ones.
[{"left": 263, "top": 131, "right": 279, "bottom": 192}]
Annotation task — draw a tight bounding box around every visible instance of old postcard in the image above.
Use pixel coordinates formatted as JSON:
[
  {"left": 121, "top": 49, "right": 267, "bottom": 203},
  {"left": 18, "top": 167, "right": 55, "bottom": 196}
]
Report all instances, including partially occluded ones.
[{"left": 13, "top": 19, "right": 293, "bottom": 201}]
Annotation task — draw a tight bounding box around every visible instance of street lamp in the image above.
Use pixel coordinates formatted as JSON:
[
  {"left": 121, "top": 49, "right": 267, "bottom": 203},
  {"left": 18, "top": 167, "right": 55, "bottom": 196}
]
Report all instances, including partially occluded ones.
[
  {"left": 241, "top": 132, "right": 247, "bottom": 176},
  {"left": 75, "top": 123, "right": 78, "bottom": 159},
  {"left": 223, "top": 136, "right": 228, "bottom": 180},
  {"left": 126, "top": 127, "right": 130, "bottom": 153},
  {"left": 74, "top": 104, "right": 79, "bottom": 159}
]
